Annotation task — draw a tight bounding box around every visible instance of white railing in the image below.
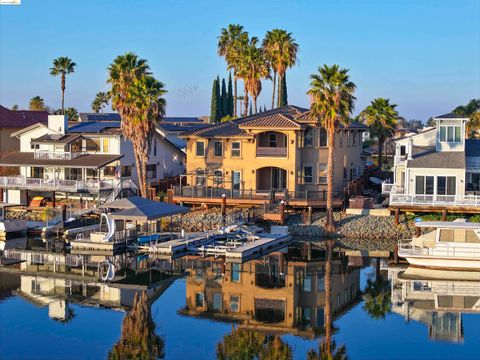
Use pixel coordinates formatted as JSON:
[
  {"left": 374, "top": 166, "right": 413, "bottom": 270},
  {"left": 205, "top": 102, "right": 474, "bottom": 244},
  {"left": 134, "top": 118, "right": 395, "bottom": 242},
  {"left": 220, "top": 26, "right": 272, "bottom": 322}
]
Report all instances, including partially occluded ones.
[
  {"left": 394, "top": 155, "right": 406, "bottom": 165},
  {"left": 390, "top": 193, "right": 480, "bottom": 207},
  {"left": 382, "top": 181, "right": 394, "bottom": 194},
  {"left": 34, "top": 151, "right": 84, "bottom": 160},
  {"left": 0, "top": 176, "right": 126, "bottom": 193},
  {"left": 398, "top": 239, "right": 480, "bottom": 259}
]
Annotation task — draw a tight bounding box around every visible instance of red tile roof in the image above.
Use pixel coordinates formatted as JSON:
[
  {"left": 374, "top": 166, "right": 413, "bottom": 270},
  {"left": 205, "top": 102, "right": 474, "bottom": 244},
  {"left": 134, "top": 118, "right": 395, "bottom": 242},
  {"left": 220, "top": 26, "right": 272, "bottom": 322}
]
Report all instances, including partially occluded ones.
[{"left": 0, "top": 105, "right": 48, "bottom": 128}]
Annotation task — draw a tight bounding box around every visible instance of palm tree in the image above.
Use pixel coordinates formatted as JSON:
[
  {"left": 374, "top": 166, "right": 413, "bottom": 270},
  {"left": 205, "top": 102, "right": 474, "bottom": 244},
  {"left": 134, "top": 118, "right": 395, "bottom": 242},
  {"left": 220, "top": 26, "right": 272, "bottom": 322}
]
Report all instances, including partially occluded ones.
[
  {"left": 218, "top": 24, "right": 247, "bottom": 117},
  {"left": 108, "top": 52, "right": 166, "bottom": 198},
  {"left": 50, "top": 57, "right": 76, "bottom": 114},
  {"left": 91, "top": 91, "right": 110, "bottom": 113},
  {"left": 237, "top": 37, "right": 270, "bottom": 115},
  {"left": 262, "top": 29, "right": 298, "bottom": 109},
  {"left": 307, "top": 65, "right": 356, "bottom": 233},
  {"left": 453, "top": 98, "right": 480, "bottom": 117},
  {"left": 64, "top": 107, "right": 79, "bottom": 121},
  {"left": 29, "top": 96, "right": 45, "bottom": 111},
  {"left": 467, "top": 111, "right": 480, "bottom": 138},
  {"left": 360, "top": 98, "right": 399, "bottom": 170},
  {"left": 11, "top": 104, "right": 19, "bottom": 111}
]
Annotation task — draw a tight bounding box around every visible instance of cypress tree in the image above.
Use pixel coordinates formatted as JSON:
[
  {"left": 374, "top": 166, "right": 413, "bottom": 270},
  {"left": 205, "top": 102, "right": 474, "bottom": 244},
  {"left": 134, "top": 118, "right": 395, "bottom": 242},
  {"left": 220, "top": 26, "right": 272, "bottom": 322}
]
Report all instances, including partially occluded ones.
[
  {"left": 216, "top": 76, "right": 221, "bottom": 122},
  {"left": 279, "top": 73, "right": 288, "bottom": 106},
  {"left": 221, "top": 78, "right": 228, "bottom": 119},
  {"left": 210, "top": 78, "right": 219, "bottom": 123},
  {"left": 227, "top": 73, "right": 234, "bottom": 116}
]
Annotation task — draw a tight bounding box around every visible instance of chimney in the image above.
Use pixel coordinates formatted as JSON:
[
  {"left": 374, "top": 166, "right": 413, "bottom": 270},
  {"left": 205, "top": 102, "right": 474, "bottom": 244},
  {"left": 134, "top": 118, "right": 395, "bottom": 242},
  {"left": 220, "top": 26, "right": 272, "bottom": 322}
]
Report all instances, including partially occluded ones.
[
  {"left": 407, "top": 138, "right": 413, "bottom": 160},
  {"left": 47, "top": 115, "right": 68, "bottom": 134}
]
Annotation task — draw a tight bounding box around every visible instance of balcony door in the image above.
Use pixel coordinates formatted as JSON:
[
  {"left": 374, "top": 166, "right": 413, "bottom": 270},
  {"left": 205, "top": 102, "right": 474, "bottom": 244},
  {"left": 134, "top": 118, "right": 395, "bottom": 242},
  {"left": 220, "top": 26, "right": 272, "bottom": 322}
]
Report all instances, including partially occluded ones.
[{"left": 256, "top": 167, "right": 287, "bottom": 192}]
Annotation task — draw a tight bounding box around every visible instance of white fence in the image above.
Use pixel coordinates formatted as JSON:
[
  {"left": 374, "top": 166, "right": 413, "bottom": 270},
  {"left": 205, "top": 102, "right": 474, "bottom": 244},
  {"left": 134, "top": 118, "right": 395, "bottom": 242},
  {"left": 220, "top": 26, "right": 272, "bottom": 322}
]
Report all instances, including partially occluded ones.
[{"left": 390, "top": 193, "right": 480, "bottom": 207}]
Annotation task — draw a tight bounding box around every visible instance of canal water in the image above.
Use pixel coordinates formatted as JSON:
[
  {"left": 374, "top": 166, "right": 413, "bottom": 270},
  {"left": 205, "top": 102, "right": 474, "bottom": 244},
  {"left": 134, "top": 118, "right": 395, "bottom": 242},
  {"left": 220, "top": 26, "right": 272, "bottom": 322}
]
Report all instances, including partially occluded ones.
[{"left": 0, "top": 242, "right": 479, "bottom": 359}]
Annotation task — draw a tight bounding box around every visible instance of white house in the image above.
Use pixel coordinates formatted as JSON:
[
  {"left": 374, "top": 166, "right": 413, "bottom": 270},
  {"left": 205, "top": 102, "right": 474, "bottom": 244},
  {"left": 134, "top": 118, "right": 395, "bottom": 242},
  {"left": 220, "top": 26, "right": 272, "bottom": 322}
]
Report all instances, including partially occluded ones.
[
  {"left": 385, "top": 112, "right": 480, "bottom": 208},
  {"left": 0, "top": 115, "right": 185, "bottom": 204}
]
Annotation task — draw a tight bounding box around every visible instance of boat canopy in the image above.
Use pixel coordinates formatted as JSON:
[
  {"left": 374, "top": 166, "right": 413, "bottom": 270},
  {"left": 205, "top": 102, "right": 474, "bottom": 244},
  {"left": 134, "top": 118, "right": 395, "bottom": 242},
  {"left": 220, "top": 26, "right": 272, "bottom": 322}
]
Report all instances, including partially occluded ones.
[
  {"left": 415, "top": 221, "right": 480, "bottom": 230},
  {"left": 100, "top": 196, "right": 158, "bottom": 210},
  {"left": 108, "top": 201, "right": 189, "bottom": 221}
]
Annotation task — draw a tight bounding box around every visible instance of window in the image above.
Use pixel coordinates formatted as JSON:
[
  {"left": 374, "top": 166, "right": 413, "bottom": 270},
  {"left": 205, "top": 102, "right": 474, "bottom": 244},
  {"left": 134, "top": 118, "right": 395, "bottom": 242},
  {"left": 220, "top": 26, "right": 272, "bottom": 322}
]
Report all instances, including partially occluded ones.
[
  {"left": 319, "top": 128, "right": 327, "bottom": 147},
  {"left": 302, "top": 307, "right": 311, "bottom": 326},
  {"left": 317, "top": 273, "right": 325, "bottom": 291},
  {"left": 400, "top": 145, "right": 406, "bottom": 156},
  {"left": 318, "top": 163, "right": 327, "bottom": 184},
  {"left": 30, "top": 143, "right": 39, "bottom": 150},
  {"left": 415, "top": 175, "right": 434, "bottom": 195},
  {"left": 102, "top": 138, "right": 109, "bottom": 153},
  {"left": 304, "top": 127, "right": 314, "bottom": 147},
  {"left": 316, "top": 308, "right": 324, "bottom": 328},
  {"left": 121, "top": 166, "right": 132, "bottom": 177},
  {"left": 214, "top": 169, "right": 223, "bottom": 185},
  {"left": 231, "top": 263, "right": 241, "bottom": 282},
  {"left": 303, "top": 273, "right": 312, "bottom": 292},
  {"left": 214, "top": 141, "right": 223, "bottom": 157},
  {"left": 196, "top": 141, "right": 205, "bottom": 156},
  {"left": 437, "top": 176, "right": 456, "bottom": 195},
  {"left": 146, "top": 164, "right": 157, "bottom": 179},
  {"left": 86, "top": 168, "right": 97, "bottom": 180},
  {"left": 230, "top": 295, "right": 240, "bottom": 313},
  {"left": 303, "top": 165, "right": 313, "bottom": 184},
  {"left": 195, "top": 293, "right": 204, "bottom": 307},
  {"left": 439, "top": 125, "right": 461, "bottom": 143},
  {"left": 104, "top": 166, "right": 116, "bottom": 177},
  {"left": 213, "top": 293, "right": 222, "bottom": 311},
  {"left": 195, "top": 169, "right": 206, "bottom": 186},
  {"left": 231, "top": 141, "right": 241, "bottom": 157},
  {"left": 85, "top": 138, "right": 101, "bottom": 152},
  {"left": 232, "top": 171, "right": 241, "bottom": 190},
  {"left": 31, "top": 167, "right": 44, "bottom": 178},
  {"left": 269, "top": 133, "right": 277, "bottom": 147}
]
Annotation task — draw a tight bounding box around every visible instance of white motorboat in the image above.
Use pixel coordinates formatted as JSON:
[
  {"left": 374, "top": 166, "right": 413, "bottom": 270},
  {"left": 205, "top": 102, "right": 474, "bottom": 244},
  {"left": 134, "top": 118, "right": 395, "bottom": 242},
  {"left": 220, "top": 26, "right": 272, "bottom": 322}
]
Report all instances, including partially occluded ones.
[{"left": 398, "top": 219, "right": 480, "bottom": 270}]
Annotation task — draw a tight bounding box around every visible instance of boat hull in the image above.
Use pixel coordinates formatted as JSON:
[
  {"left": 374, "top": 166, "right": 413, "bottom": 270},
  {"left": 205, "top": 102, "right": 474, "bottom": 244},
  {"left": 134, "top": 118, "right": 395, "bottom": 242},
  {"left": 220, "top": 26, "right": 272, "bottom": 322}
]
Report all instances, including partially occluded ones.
[{"left": 405, "top": 256, "right": 480, "bottom": 270}]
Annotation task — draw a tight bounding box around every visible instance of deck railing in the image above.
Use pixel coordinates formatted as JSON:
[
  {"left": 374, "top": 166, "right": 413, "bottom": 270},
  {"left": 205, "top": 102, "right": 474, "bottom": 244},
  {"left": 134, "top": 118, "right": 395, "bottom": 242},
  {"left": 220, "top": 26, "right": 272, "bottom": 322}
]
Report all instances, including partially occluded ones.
[
  {"left": 173, "top": 185, "right": 342, "bottom": 201},
  {"left": 398, "top": 239, "right": 480, "bottom": 258},
  {"left": 390, "top": 192, "right": 480, "bottom": 207},
  {"left": 34, "top": 151, "right": 84, "bottom": 160},
  {"left": 0, "top": 176, "right": 135, "bottom": 194}
]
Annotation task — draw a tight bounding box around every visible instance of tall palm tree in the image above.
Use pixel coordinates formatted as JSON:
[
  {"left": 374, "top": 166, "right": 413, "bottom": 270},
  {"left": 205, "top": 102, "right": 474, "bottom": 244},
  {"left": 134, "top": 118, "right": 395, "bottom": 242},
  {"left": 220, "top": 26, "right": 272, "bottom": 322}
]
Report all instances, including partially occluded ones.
[
  {"left": 91, "top": 91, "right": 110, "bottom": 113},
  {"left": 360, "top": 98, "right": 399, "bottom": 170},
  {"left": 308, "top": 65, "right": 356, "bottom": 233},
  {"left": 262, "top": 29, "right": 298, "bottom": 109},
  {"left": 453, "top": 98, "right": 480, "bottom": 117},
  {"left": 108, "top": 52, "right": 166, "bottom": 198},
  {"left": 237, "top": 37, "right": 270, "bottom": 115},
  {"left": 467, "top": 111, "right": 480, "bottom": 138},
  {"left": 29, "top": 96, "right": 45, "bottom": 111},
  {"left": 64, "top": 107, "right": 79, "bottom": 121},
  {"left": 218, "top": 24, "right": 247, "bottom": 117},
  {"left": 50, "top": 57, "right": 76, "bottom": 114}
]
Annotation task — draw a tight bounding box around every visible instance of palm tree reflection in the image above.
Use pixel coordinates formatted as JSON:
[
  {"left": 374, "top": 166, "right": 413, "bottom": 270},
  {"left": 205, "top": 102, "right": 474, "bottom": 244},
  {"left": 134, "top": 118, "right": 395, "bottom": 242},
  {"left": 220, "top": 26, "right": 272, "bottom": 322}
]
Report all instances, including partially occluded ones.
[
  {"left": 363, "top": 258, "right": 391, "bottom": 320},
  {"left": 109, "top": 291, "right": 165, "bottom": 360}
]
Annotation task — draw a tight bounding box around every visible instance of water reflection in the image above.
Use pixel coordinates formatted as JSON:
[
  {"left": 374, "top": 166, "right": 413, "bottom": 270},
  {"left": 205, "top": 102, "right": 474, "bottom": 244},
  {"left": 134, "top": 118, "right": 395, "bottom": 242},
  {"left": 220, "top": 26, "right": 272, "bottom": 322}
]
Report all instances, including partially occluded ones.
[
  {"left": 181, "top": 242, "right": 361, "bottom": 339},
  {"left": 389, "top": 266, "right": 480, "bottom": 343},
  {"left": 109, "top": 291, "right": 165, "bottom": 360}
]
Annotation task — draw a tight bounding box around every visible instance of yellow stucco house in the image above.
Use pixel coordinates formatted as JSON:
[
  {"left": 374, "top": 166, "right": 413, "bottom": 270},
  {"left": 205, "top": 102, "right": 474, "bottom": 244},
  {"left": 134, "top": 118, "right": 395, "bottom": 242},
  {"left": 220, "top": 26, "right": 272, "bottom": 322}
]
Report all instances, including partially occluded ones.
[{"left": 175, "top": 105, "right": 366, "bottom": 206}]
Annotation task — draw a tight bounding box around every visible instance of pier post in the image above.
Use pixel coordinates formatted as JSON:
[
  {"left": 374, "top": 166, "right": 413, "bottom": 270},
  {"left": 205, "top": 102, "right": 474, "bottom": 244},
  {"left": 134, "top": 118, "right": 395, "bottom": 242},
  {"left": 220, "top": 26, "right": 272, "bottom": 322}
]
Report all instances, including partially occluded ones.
[
  {"left": 416, "top": 226, "right": 420, "bottom": 237},
  {"left": 167, "top": 189, "right": 174, "bottom": 204},
  {"left": 442, "top": 210, "right": 447, "bottom": 221},
  {"left": 279, "top": 201, "right": 285, "bottom": 225},
  {"left": 221, "top": 194, "right": 226, "bottom": 226},
  {"left": 307, "top": 206, "right": 312, "bottom": 225},
  {"left": 394, "top": 208, "right": 399, "bottom": 226}
]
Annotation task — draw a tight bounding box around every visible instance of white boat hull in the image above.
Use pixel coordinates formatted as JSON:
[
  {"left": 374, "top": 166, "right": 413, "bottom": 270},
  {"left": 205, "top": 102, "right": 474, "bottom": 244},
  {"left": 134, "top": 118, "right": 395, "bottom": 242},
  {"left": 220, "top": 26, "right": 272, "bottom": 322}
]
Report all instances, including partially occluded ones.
[{"left": 405, "top": 256, "right": 480, "bottom": 270}]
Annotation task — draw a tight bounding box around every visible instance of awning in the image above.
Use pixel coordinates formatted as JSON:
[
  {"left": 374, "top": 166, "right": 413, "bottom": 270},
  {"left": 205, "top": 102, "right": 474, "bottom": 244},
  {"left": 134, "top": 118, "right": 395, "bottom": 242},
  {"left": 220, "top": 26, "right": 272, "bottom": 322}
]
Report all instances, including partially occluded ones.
[
  {"left": 0, "top": 152, "right": 123, "bottom": 169},
  {"left": 100, "top": 196, "right": 156, "bottom": 210},
  {"left": 108, "top": 201, "right": 189, "bottom": 221}
]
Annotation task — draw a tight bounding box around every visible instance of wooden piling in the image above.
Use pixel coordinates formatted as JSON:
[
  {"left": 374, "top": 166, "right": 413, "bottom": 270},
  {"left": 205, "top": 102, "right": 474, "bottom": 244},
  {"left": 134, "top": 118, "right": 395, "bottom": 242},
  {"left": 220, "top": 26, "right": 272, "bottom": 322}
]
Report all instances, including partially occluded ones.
[
  {"left": 279, "top": 201, "right": 285, "bottom": 225},
  {"left": 442, "top": 209, "right": 447, "bottom": 221},
  {"left": 394, "top": 208, "right": 399, "bottom": 226}
]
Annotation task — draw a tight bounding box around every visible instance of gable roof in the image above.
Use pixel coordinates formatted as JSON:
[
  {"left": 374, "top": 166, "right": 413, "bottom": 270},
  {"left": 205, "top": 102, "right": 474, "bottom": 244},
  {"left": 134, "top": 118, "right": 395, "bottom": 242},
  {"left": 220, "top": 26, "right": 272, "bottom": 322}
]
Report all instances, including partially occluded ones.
[
  {"left": 434, "top": 112, "right": 469, "bottom": 120},
  {"left": 239, "top": 113, "right": 301, "bottom": 129},
  {"left": 10, "top": 123, "right": 58, "bottom": 138},
  {"left": 0, "top": 105, "right": 48, "bottom": 128}
]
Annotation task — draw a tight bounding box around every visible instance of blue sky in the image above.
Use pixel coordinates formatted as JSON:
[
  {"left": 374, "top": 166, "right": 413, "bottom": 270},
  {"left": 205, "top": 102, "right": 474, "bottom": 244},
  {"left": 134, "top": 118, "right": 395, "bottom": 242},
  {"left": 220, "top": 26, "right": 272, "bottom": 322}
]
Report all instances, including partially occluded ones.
[{"left": 0, "top": 0, "right": 479, "bottom": 120}]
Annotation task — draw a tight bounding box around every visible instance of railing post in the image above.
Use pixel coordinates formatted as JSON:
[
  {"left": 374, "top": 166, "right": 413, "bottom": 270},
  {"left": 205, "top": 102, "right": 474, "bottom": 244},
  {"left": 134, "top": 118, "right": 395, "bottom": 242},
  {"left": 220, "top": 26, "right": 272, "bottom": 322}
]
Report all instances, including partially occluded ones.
[{"left": 305, "top": 190, "right": 309, "bottom": 201}]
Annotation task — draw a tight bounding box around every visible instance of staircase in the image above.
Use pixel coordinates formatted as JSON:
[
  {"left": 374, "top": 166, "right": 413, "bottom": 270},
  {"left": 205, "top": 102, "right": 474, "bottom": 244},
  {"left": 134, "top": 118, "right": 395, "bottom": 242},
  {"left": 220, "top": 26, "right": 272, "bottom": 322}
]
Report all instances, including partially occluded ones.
[{"left": 98, "top": 179, "right": 140, "bottom": 204}]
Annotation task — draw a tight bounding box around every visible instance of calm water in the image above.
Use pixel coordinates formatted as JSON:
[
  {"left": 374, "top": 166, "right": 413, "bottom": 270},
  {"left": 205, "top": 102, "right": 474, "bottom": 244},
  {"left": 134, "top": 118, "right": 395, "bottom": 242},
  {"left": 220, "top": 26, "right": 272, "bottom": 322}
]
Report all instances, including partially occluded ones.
[{"left": 1, "top": 243, "right": 479, "bottom": 360}]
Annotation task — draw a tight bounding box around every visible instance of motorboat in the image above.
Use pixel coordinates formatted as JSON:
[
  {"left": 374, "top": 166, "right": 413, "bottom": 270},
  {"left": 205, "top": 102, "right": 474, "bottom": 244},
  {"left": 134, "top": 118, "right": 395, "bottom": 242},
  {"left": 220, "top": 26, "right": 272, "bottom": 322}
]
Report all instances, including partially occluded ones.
[{"left": 398, "top": 219, "right": 480, "bottom": 270}]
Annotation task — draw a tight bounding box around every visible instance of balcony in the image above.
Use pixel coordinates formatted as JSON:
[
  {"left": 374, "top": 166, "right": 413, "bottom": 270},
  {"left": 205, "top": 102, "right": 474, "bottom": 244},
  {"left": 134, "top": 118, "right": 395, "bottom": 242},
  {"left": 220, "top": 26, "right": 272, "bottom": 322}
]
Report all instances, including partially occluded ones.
[
  {"left": 256, "top": 147, "right": 287, "bottom": 157},
  {"left": 34, "top": 151, "right": 84, "bottom": 161},
  {"left": 389, "top": 188, "right": 480, "bottom": 207},
  {"left": 0, "top": 176, "right": 133, "bottom": 193},
  {"left": 394, "top": 155, "right": 406, "bottom": 165}
]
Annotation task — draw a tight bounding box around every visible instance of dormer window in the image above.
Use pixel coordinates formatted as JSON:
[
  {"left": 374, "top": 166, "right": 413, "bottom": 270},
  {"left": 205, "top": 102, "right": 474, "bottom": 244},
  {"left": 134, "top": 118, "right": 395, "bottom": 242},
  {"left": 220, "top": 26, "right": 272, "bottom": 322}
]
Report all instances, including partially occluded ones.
[{"left": 439, "top": 125, "right": 461, "bottom": 143}]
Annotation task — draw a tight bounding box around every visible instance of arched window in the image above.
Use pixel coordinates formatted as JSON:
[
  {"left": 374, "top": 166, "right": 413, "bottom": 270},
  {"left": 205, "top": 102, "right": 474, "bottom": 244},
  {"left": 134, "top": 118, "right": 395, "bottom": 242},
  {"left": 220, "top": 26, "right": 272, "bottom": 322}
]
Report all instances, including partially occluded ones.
[
  {"left": 319, "top": 128, "right": 328, "bottom": 147},
  {"left": 304, "top": 127, "right": 314, "bottom": 147}
]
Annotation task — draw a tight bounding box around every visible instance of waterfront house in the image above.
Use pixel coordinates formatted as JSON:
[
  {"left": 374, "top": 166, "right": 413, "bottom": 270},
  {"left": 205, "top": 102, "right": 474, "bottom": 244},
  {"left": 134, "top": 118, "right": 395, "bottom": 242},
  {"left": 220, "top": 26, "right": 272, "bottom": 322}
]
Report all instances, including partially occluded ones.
[
  {"left": 175, "top": 105, "right": 366, "bottom": 208},
  {"left": 384, "top": 112, "right": 480, "bottom": 214},
  {"left": 0, "top": 114, "right": 185, "bottom": 205}
]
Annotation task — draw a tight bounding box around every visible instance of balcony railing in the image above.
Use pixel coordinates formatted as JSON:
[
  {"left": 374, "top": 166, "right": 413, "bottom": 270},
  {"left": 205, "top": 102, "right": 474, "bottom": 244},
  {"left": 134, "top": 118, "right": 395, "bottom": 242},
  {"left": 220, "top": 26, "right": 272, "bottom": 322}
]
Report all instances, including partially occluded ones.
[
  {"left": 390, "top": 191, "right": 480, "bottom": 207},
  {"left": 34, "top": 151, "right": 84, "bottom": 160},
  {"left": 394, "top": 155, "right": 406, "bottom": 165},
  {"left": 256, "top": 147, "right": 287, "bottom": 157},
  {"left": 0, "top": 176, "right": 133, "bottom": 193}
]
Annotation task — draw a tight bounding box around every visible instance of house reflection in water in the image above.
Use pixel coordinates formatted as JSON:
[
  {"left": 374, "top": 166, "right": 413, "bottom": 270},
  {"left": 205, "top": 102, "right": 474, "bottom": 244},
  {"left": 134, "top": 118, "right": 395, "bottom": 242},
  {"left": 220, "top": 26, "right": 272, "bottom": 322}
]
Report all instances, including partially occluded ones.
[
  {"left": 181, "top": 245, "right": 361, "bottom": 338},
  {"left": 388, "top": 267, "right": 480, "bottom": 343}
]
